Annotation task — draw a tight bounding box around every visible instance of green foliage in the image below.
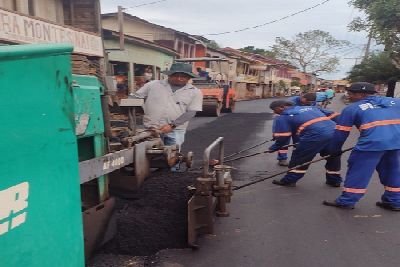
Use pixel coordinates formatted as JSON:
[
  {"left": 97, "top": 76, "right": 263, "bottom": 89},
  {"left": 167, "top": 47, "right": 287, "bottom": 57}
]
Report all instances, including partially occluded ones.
[
  {"left": 271, "top": 30, "right": 349, "bottom": 74},
  {"left": 347, "top": 51, "right": 400, "bottom": 82},
  {"left": 349, "top": 0, "right": 400, "bottom": 67},
  {"left": 207, "top": 40, "right": 221, "bottom": 49},
  {"left": 291, "top": 80, "right": 301, "bottom": 87},
  {"left": 278, "top": 80, "right": 287, "bottom": 89},
  {"left": 239, "top": 46, "right": 277, "bottom": 58}
]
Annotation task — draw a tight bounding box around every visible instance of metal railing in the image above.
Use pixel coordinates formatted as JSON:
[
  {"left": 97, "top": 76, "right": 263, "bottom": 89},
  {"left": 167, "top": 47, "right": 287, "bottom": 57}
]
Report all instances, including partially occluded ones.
[{"left": 203, "top": 137, "right": 224, "bottom": 177}]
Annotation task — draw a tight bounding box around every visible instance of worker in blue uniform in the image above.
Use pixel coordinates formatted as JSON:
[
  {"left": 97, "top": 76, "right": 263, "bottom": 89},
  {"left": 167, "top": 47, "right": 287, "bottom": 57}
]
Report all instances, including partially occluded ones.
[
  {"left": 275, "top": 93, "right": 318, "bottom": 166},
  {"left": 323, "top": 82, "right": 400, "bottom": 210},
  {"left": 288, "top": 92, "right": 317, "bottom": 106},
  {"left": 316, "top": 91, "right": 328, "bottom": 108},
  {"left": 269, "top": 100, "right": 342, "bottom": 187}
]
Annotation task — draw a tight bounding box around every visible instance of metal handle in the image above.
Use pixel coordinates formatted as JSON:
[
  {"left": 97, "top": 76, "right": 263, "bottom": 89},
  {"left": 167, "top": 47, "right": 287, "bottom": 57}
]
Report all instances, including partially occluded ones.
[{"left": 203, "top": 137, "right": 224, "bottom": 177}]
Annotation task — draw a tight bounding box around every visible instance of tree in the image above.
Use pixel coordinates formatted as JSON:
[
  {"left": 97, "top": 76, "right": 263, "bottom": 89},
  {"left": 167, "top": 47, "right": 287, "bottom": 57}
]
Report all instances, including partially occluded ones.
[
  {"left": 349, "top": 0, "right": 400, "bottom": 68},
  {"left": 271, "top": 30, "right": 349, "bottom": 74},
  {"left": 207, "top": 40, "right": 221, "bottom": 50},
  {"left": 347, "top": 51, "right": 400, "bottom": 83},
  {"left": 239, "top": 46, "right": 277, "bottom": 59}
]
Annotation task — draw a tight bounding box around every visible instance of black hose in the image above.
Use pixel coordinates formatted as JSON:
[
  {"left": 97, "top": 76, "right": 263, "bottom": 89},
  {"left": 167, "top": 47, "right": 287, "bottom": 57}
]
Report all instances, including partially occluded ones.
[
  {"left": 232, "top": 147, "right": 354, "bottom": 191},
  {"left": 224, "top": 143, "right": 298, "bottom": 164},
  {"left": 224, "top": 139, "right": 274, "bottom": 159}
]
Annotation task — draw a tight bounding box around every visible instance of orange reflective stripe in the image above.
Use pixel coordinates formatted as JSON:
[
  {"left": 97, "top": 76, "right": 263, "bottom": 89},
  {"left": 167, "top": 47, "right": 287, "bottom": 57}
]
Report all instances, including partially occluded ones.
[
  {"left": 384, "top": 186, "right": 400, "bottom": 192},
  {"left": 273, "top": 132, "right": 292, "bottom": 137},
  {"left": 328, "top": 112, "right": 340, "bottom": 119},
  {"left": 344, "top": 187, "right": 367, "bottom": 194},
  {"left": 296, "top": 117, "right": 331, "bottom": 135},
  {"left": 359, "top": 119, "right": 400, "bottom": 130},
  {"left": 278, "top": 150, "right": 288, "bottom": 153},
  {"left": 289, "top": 169, "right": 307, "bottom": 174},
  {"left": 336, "top": 125, "right": 352, "bottom": 131}
]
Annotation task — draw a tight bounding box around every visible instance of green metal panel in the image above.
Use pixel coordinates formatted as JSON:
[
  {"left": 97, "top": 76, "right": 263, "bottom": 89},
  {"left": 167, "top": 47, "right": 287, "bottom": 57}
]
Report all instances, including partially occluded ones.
[
  {"left": 72, "top": 75, "right": 108, "bottom": 202},
  {"left": 72, "top": 75, "right": 105, "bottom": 139},
  {"left": 0, "top": 44, "right": 84, "bottom": 267}
]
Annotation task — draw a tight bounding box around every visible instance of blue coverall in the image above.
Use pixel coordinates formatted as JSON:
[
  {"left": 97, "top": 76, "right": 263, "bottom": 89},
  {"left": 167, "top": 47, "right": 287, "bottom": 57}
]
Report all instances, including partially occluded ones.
[
  {"left": 273, "top": 119, "right": 290, "bottom": 161},
  {"left": 331, "top": 96, "right": 400, "bottom": 207},
  {"left": 288, "top": 96, "right": 317, "bottom": 106},
  {"left": 276, "top": 97, "right": 317, "bottom": 161},
  {"left": 270, "top": 106, "right": 342, "bottom": 184}
]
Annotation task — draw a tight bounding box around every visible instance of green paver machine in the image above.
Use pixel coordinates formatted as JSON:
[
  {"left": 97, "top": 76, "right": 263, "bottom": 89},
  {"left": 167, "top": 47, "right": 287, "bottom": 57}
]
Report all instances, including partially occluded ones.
[
  {"left": 0, "top": 44, "right": 85, "bottom": 267},
  {"left": 0, "top": 43, "right": 194, "bottom": 266}
]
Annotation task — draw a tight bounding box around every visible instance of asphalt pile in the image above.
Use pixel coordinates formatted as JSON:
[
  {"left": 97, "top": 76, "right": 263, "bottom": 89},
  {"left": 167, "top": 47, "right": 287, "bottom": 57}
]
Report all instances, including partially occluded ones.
[
  {"left": 90, "top": 112, "right": 273, "bottom": 266},
  {"left": 98, "top": 169, "right": 199, "bottom": 257}
]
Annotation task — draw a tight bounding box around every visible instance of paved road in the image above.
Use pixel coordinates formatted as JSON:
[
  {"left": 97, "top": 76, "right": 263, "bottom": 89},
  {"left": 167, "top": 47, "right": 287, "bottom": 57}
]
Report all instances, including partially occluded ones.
[{"left": 155, "top": 95, "right": 400, "bottom": 267}]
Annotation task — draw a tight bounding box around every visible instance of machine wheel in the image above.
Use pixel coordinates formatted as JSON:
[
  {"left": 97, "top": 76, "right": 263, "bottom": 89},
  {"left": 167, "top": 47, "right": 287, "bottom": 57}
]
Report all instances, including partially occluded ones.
[{"left": 202, "top": 99, "right": 222, "bottom": 117}]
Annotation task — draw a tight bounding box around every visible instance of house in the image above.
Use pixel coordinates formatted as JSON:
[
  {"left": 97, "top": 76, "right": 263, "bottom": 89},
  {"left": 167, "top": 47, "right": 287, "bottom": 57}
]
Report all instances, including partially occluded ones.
[
  {"left": 221, "top": 47, "right": 262, "bottom": 100},
  {"left": 247, "top": 54, "right": 296, "bottom": 97},
  {"left": 0, "top": 0, "right": 104, "bottom": 77},
  {"left": 331, "top": 80, "right": 350, "bottom": 92},
  {"left": 101, "top": 12, "right": 206, "bottom": 60},
  {"left": 102, "top": 29, "right": 179, "bottom": 95},
  {"left": 290, "top": 71, "right": 317, "bottom": 92}
]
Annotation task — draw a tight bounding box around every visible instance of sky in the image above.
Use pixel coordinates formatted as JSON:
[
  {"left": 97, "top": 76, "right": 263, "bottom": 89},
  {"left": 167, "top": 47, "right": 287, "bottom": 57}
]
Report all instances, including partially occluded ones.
[{"left": 100, "top": 0, "right": 378, "bottom": 80}]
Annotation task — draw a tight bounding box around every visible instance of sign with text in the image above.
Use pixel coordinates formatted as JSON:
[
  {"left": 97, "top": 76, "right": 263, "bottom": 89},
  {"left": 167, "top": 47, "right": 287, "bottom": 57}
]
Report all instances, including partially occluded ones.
[
  {"left": 0, "top": 8, "right": 103, "bottom": 57},
  {"left": 0, "top": 182, "right": 29, "bottom": 236}
]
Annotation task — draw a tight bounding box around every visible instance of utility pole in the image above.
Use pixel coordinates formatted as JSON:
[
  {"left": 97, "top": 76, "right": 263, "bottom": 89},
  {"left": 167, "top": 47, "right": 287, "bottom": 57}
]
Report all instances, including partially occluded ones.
[
  {"left": 118, "top": 6, "right": 125, "bottom": 50},
  {"left": 364, "top": 32, "right": 373, "bottom": 60}
]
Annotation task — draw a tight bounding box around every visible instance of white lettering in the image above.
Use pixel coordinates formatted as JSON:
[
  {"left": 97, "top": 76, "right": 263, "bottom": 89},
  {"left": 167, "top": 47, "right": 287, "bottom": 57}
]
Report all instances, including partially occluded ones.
[
  {"left": 103, "top": 162, "right": 110, "bottom": 170},
  {"left": 103, "top": 157, "right": 125, "bottom": 170},
  {"left": 359, "top": 103, "right": 375, "bottom": 111},
  {"left": 0, "top": 182, "right": 29, "bottom": 236},
  {"left": 0, "top": 8, "right": 103, "bottom": 57}
]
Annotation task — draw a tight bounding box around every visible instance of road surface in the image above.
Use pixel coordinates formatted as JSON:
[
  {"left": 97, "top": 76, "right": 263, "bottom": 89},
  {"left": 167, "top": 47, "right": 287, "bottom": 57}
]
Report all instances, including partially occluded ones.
[{"left": 154, "top": 95, "right": 400, "bottom": 267}]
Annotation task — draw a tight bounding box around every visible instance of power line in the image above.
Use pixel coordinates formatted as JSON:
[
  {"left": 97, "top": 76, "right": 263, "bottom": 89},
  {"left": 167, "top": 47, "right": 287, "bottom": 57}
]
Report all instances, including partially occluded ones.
[
  {"left": 202, "top": 0, "right": 332, "bottom": 36},
  {"left": 126, "top": 0, "right": 168, "bottom": 9}
]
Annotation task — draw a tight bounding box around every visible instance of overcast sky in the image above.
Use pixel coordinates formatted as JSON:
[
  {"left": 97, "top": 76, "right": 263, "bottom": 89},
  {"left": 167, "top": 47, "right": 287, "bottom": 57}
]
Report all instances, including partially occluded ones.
[{"left": 100, "top": 0, "right": 377, "bottom": 80}]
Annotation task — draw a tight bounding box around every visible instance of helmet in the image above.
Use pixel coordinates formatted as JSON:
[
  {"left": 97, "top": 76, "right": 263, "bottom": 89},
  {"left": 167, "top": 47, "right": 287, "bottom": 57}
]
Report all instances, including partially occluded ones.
[{"left": 347, "top": 82, "right": 376, "bottom": 93}]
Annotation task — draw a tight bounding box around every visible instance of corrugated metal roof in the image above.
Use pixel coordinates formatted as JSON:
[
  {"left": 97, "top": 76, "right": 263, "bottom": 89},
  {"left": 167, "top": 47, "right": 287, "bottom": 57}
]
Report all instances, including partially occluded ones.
[{"left": 103, "top": 29, "right": 179, "bottom": 56}]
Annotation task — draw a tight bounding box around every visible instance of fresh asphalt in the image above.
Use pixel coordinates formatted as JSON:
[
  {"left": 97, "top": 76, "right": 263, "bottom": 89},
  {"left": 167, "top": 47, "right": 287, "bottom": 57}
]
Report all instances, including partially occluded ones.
[{"left": 155, "top": 95, "right": 400, "bottom": 267}]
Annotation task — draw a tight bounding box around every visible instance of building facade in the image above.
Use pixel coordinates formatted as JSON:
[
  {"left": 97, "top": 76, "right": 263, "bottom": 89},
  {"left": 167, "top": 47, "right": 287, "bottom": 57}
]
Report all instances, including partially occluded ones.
[
  {"left": 103, "top": 29, "right": 178, "bottom": 95},
  {"left": 102, "top": 12, "right": 206, "bottom": 60},
  {"left": 0, "top": 0, "right": 104, "bottom": 77}
]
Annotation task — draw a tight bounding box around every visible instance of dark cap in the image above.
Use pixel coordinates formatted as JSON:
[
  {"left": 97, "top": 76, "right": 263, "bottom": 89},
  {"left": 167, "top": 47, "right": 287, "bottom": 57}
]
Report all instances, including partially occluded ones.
[
  {"left": 163, "top": 63, "right": 198, "bottom": 78},
  {"left": 347, "top": 82, "right": 377, "bottom": 93},
  {"left": 269, "top": 100, "right": 295, "bottom": 110},
  {"left": 302, "top": 92, "right": 316, "bottom": 101}
]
